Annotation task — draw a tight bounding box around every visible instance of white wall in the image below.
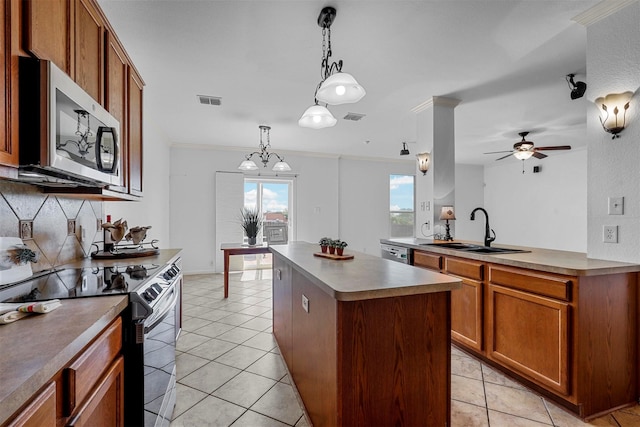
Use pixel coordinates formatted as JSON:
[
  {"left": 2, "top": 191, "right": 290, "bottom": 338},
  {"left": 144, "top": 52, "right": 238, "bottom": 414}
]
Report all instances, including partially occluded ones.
[
  {"left": 105, "top": 117, "right": 171, "bottom": 249},
  {"left": 169, "top": 146, "right": 343, "bottom": 274},
  {"left": 483, "top": 149, "right": 587, "bottom": 251},
  {"left": 338, "top": 157, "right": 415, "bottom": 256},
  {"left": 453, "top": 164, "right": 485, "bottom": 241},
  {"left": 586, "top": 3, "right": 640, "bottom": 262}
]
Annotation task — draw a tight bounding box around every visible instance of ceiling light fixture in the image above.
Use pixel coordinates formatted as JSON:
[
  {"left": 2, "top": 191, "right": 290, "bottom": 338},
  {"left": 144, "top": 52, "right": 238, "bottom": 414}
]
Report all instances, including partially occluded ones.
[
  {"left": 238, "top": 125, "right": 291, "bottom": 172},
  {"left": 299, "top": 6, "right": 365, "bottom": 129},
  {"left": 595, "top": 92, "right": 633, "bottom": 139},
  {"left": 400, "top": 142, "right": 410, "bottom": 156},
  {"left": 416, "top": 152, "right": 431, "bottom": 175},
  {"left": 566, "top": 74, "right": 587, "bottom": 100}
]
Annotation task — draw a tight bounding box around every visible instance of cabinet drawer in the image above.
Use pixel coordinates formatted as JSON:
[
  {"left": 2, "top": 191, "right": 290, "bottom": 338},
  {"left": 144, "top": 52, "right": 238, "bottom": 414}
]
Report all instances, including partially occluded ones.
[
  {"left": 413, "top": 251, "right": 442, "bottom": 271},
  {"left": 445, "top": 257, "right": 484, "bottom": 281},
  {"left": 64, "top": 317, "right": 122, "bottom": 415},
  {"left": 6, "top": 382, "right": 56, "bottom": 427},
  {"left": 489, "top": 266, "right": 571, "bottom": 301}
]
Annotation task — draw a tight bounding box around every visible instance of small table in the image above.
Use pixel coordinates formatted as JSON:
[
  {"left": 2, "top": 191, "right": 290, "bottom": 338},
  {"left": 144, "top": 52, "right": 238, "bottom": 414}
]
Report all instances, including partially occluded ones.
[{"left": 220, "top": 243, "right": 271, "bottom": 298}]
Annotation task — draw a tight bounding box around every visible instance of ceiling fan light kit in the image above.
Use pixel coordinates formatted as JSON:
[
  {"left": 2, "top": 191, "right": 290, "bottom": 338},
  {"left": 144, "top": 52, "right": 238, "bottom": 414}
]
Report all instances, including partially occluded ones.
[
  {"left": 566, "top": 74, "right": 587, "bottom": 100},
  {"left": 238, "top": 125, "right": 291, "bottom": 172},
  {"left": 484, "top": 131, "right": 571, "bottom": 173},
  {"left": 299, "top": 7, "right": 366, "bottom": 129},
  {"left": 595, "top": 91, "right": 633, "bottom": 139}
]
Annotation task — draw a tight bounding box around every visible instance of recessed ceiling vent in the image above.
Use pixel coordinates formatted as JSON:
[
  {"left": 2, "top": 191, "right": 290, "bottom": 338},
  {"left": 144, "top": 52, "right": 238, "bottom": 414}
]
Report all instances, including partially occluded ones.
[
  {"left": 343, "top": 112, "right": 366, "bottom": 121},
  {"left": 197, "top": 95, "right": 222, "bottom": 106}
]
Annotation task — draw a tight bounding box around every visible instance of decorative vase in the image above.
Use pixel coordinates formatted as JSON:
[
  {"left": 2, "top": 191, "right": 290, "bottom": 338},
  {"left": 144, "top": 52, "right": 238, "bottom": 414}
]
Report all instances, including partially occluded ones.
[
  {"left": 248, "top": 236, "right": 257, "bottom": 246},
  {"left": 329, "top": 246, "right": 335, "bottom": 254},
  {"left": 321, "top": 245, "right": 328, "bottom": 253},
  {"left": 336, "top": 248, "right": 344, "bottom": 256}
]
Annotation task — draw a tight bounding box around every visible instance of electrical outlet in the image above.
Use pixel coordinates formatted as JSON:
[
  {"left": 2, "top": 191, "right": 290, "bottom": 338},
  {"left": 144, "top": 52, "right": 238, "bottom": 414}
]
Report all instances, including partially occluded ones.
[
  {"left": 608, "top": 197, "right": 624, "bottom": 215},
  {"left": 603, "top": 225, "right": 618, "bottom": 243},
  {"left": 302, "top": 294, "right": 309, "bottom": 313}
]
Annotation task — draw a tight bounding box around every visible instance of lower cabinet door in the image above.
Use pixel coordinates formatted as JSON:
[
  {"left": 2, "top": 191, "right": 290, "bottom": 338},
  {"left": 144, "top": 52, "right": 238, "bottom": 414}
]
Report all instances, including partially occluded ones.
[
  {"left": 7, "top": 382, "right": 56, "bottom": 427},
  {"left": 66, "top": 356, "right": 125, "bottom": 427},
  {"left": 487, "top": 284, "right": 570, "bottom": 395},
  {"left": 451, "top": 278, "right": 483, "bottom": 351}
]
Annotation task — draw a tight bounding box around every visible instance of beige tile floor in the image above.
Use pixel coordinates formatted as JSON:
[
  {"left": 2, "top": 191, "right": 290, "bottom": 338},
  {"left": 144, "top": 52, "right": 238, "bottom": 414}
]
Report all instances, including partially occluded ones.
[{"left": 172, "top": 270, "right": 640, "bottom": 427}]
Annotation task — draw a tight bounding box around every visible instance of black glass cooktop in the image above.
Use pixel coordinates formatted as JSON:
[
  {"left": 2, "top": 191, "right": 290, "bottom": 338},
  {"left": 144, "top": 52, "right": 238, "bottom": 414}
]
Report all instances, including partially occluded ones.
[{"left": 0, "top": 264, "right": 162, "bottom": 303}]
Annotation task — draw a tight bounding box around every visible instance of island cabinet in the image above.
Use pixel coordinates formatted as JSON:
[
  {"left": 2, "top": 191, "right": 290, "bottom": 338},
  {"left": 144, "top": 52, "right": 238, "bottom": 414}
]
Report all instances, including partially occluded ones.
[
  {"left": 270, "top": 243, "right": 461, "bottom": 427},
  {"left": 412, "top": 247, "right": 639, "bottom": 420}
]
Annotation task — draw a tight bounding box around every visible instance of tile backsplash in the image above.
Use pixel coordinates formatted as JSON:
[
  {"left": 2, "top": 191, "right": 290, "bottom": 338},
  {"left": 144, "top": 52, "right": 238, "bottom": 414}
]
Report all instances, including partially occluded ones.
[{"left": 0, "top": 181, "right": 103, "bottom": 272}]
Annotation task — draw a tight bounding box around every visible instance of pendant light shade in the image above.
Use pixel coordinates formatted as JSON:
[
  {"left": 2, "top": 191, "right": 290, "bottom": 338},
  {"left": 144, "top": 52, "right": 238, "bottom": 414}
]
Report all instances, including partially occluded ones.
[
  {"left": 513, "top": 150, "right": 534, "bottom": 160},
  {"left": 316, "top": 72, "right": 366, "bottom": 105},
  {"left": 272, "top": 161, "right": 292, "bottom": 172},
  {"left": 298, "top": 104, "right": 337, "bottom": 129},
  {"left": 238, "top": 159, "right": 259, "bottom": 171}
]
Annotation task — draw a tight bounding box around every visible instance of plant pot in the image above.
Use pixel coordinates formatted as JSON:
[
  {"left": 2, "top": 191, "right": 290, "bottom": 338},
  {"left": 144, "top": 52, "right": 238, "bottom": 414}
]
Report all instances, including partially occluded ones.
[
  {"left": 321, "top": 245, "right": 328, "bottom": 253},
  {"left": 329, "top": 247, "right": 336, "bottom": 255},
  {"left": 247, "top": 236, "right": 257, "bottom": 246},
  {"left": 336, "top": 248, "right": 344, "bottom": 256}
]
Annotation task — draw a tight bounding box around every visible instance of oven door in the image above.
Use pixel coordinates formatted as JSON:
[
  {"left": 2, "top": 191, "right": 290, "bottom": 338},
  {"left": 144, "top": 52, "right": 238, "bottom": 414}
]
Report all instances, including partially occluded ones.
[{"left": 143, "top": 281, "right": 178, "bottom": 427}]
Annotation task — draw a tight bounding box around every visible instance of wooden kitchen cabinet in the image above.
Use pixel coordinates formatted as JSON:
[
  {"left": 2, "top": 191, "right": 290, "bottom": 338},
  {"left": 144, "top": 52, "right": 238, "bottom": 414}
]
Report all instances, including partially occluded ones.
[
  {"left": 0, "top": 0, "right": 19, "bottom": 169},
  {"left": 24, "top": 0, "right": 70, "bottom": 74},
  {"left": 5, "top": 382, "right": 56, "bottom": 427},
  {"left": 126, "top": 67, "right": 144, "bottom": 197},
  {"left": 487, "top": 266, "right": 571, "bottom": 395},
  {"left": 73, "top": 0, "right": 104, "bottom": 104},
  {"left": 272, "top": 256, "right": 292, "bottom": 363}
]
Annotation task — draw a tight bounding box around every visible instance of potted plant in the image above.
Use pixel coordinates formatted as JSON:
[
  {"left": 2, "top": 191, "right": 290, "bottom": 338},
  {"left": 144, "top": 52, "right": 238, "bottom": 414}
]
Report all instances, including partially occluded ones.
[
  {"left": 319, "top": 237, "right": 331, "bottom": 253},
  {"left": 335, "top": 240, "right": 348, "bottom": 256},
  {"left": 240, "top": 207, "right": 262, "bottom": 246},
  {"left": 328, "top": 239, "right": 338, "bottom": 255}
]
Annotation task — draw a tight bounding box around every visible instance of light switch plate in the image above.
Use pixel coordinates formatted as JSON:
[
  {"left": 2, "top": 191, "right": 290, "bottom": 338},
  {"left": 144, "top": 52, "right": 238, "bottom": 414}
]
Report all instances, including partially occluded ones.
[{"left": 608, "top": 197, "right": 624, "bottom": 215}]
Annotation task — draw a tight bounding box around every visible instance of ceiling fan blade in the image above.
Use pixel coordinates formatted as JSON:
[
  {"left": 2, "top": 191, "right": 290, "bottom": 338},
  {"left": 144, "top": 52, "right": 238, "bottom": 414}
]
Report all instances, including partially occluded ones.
[
  {"left": 532, "top": 152, "right": 548, "bottom": 159},
  {"left": 484, "top": 150, "right": 514, "bottom": 154},
  {"left": 495, "top": 153, "right": 514, "bottom": 161},
  {"left": 535, "top": 145, "right": 571, "bottom": 151}
]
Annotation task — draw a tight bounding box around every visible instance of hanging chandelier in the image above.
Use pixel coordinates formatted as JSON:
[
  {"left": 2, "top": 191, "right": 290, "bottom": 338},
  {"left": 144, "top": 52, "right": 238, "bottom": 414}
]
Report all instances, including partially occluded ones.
[
  {"left": 238, "top": 125, "right": 292, "bottom": 172},
  {"left": 299, "top": 6, "right": 366, "bottom": 129}
]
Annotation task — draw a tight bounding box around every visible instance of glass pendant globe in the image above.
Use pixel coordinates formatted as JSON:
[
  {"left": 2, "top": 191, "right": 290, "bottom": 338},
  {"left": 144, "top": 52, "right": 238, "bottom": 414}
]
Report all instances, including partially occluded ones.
[
  {"left": 272, "top": 161, "right": 292, "bottom": 172},
  {"left": 298, "top": 104, "right": 337, "bottom": 129},
  {"left": 513, "top": 151, "right": 534, "bottom": 160},
  {"left": 316, "top": 72, "right": 366, "bottom": 105},
  {"left": 238, "top": 159, "right": 259, "bottom": 171}
]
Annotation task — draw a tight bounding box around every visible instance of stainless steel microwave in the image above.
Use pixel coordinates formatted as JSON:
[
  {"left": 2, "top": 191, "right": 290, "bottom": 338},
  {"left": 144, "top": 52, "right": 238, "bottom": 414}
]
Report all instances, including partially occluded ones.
[{"left": 19, "top": 58, "right": 122, "bottom": 187}]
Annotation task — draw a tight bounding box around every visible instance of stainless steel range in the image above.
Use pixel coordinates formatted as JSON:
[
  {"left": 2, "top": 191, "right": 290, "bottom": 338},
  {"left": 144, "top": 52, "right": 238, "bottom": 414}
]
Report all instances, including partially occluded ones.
[{"left": 0, "top": 259, "right": 182, "bottom": 427}]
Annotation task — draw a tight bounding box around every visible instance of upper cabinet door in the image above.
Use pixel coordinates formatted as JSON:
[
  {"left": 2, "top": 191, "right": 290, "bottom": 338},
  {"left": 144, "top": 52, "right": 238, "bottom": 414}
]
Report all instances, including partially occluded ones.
[
  {"left": 105, "top": 32, "right": 128, "bottom": 192},
  {"left": 128, "top": 68, "right": 143, "bottom": 197},
  {"left": 0, "top": 0, "right": 19, "bottom": 168},
  {"left": 25, "top": 0, "right": 71, "bottom": 74},
  {"left": 74, "top": 0, "right": 104, "bottom": 104}
]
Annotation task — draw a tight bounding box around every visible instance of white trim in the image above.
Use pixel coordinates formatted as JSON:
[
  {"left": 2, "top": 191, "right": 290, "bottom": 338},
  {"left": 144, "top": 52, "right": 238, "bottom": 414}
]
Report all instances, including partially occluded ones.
[
  {"left": 572, "top": 0, "right": 638, "bottom": 26},
  {"left": 411, "top": 96, "right": 461, "bottom": 113}
]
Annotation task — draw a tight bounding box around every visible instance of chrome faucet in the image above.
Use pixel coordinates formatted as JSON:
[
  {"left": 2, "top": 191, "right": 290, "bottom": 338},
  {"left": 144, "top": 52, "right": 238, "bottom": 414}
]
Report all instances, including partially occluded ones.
[{"left": 470, "top": 207, "right": 496, "bottom": 247}]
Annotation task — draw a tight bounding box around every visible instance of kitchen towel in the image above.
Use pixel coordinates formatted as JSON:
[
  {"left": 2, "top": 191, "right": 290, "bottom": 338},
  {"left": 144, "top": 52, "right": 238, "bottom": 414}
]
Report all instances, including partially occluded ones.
[{"left": 0, "top": 310, "right": 30, "bottom": 324}]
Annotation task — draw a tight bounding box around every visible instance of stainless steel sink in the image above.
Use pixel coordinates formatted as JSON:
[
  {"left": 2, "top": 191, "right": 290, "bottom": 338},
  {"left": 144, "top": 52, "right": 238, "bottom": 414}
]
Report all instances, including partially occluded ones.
[{"left": 420, "top": 242, "right": 529, "bottom": 254}]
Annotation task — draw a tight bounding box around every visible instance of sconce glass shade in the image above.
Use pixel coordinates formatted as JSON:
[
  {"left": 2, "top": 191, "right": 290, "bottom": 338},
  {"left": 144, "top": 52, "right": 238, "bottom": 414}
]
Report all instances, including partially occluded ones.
[
  {"left": 439, "top": 206, "right": 456, "bottom": 220},
  {"left": 595, "top": 92, "right": 633, "bottom": 138},
  {"left": 272, "top": 161, "right": 292, "bottom": 172},
  {"left": 298, "top": 104, "right": 338, "bottom": 129},
  {"left": 238, "top": 160, "right": 259, "bottom": 171},
  {"left": 513, "top": 150, "right": 534, "bottom": 160},
  {"left": 316, "top": 72, "right": 366, "bottom": 105},
  {"left": 416, "top": 152, "right": 431, "bottom": 175}
]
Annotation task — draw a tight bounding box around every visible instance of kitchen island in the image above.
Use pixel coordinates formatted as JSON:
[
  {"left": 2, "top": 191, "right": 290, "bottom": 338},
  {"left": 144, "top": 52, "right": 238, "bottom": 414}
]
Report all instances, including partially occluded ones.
[
  {"left": 383, "top": 238, "right": 640, "bottom": 420},
  {"left": 270, "top": 242, "right": 461, "bottom": 426}
]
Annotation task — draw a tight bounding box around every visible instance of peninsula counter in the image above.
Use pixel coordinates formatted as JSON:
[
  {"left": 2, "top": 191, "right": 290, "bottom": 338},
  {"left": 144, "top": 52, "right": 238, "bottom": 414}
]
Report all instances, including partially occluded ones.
[{"left": 269, "top": 242, "right": 461, "bottom": 426}]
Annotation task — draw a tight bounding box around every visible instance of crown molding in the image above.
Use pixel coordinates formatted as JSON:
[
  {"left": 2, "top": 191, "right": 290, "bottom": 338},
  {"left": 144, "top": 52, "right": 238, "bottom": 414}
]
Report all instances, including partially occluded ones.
[
  {"left": 411, "top": 96, "right": 461, "bottom": 113},
  {"left": 572, "top": 0, "right": 638, "bottom": 26}
]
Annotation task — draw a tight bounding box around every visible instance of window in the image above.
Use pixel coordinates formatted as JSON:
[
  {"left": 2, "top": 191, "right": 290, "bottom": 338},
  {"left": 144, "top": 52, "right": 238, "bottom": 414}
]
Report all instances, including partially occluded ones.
[{"left": 390, "top": 174, "right": 415, "bottom": 237}]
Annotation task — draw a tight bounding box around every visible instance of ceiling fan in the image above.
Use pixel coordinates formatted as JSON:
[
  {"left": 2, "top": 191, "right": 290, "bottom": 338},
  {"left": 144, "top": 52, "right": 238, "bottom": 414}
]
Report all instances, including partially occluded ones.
[{"left": 484, "top": 132, "right": 571, "bottom": 162}]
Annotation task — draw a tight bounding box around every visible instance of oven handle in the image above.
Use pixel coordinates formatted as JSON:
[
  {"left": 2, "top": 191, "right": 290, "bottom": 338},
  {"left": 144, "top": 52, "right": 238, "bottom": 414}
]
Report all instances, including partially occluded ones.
[{"left": 144, "top": 282, "right": 178, "bottom": 334}]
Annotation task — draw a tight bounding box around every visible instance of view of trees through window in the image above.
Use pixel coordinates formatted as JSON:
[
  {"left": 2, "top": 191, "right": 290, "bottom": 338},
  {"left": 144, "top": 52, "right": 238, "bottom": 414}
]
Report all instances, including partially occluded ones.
[{"left": 390, "top": 174, "right": 415, "bottom": 237}]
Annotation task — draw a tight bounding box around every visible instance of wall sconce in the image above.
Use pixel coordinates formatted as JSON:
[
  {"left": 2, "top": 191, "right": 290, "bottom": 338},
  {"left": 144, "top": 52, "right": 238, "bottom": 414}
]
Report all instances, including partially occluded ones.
[
  {"left": 595, "top": 92, "right": 633, "bottom": 139},
  {"left": 416, "top": 152, "right": 431, "bottom": 175},
  {"left": 439, "top": 206, "right": 456, "bottom": 241}
]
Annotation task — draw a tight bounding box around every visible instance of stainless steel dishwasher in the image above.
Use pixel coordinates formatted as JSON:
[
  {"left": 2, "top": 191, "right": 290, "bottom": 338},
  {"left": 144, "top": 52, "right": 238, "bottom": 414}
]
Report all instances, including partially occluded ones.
[{"left": 381, "top": 243, "right": 412, "bottom": 264}]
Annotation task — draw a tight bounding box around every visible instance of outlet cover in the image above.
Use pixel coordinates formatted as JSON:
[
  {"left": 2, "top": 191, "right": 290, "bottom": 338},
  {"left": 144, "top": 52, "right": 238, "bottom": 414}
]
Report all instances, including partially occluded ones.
[
  {"left": 603, "top": 225, "right": 618, "bottom": 243},
  {"left": 608, "top": 197, "right": 624, "bottom": 215}
]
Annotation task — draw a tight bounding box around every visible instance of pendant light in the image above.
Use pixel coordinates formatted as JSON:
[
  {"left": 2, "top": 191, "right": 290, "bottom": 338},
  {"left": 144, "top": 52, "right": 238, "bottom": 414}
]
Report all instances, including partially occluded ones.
[
  {"left": 238, "top": 125, "right": 291, "bottom": 172},
  {"left": 299, "top": 7, "right": 365, "bottom": 129}
]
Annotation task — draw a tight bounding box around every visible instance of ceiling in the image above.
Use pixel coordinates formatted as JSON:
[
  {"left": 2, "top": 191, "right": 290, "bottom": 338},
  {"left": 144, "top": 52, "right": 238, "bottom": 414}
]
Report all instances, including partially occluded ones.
[{"left": 98, "top": 0, "right": 600, "bottom": 166}]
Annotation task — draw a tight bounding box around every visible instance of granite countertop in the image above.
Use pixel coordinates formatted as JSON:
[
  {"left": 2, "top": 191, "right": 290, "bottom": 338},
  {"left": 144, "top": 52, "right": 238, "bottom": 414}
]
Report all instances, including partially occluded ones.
[
  {"left": 382, "top": 238, "right": 640, "bottom": 277},
  {"left": 0, "top": 295, "right": 128, "bottom": 425},
  {"left": 270, "top": 242, "right": 461, "bottom": 301}
]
